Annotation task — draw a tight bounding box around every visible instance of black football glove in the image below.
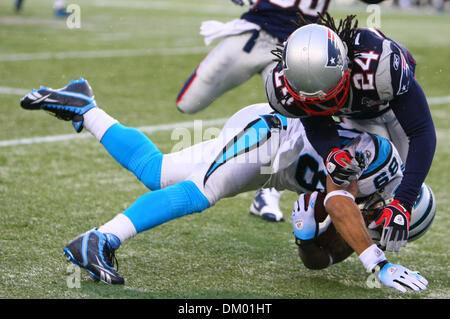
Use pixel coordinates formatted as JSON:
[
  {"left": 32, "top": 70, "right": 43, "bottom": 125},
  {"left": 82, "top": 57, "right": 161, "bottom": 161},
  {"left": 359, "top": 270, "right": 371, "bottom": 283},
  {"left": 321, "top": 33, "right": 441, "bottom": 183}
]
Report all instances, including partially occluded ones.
[
  {"left": 368, "top": 199, "right": 411, "bottom": 252},
  {"left": 325, "top": 148, "right": 362, "bottom": 187}
]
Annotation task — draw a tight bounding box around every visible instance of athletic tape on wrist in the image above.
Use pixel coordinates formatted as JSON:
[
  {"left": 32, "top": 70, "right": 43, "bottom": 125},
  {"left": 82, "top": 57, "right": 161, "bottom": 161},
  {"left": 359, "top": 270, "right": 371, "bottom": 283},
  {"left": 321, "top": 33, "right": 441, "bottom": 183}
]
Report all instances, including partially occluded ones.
[
  {"left": 359, "top": 244, "right": 386, "bottom": 272},
  {"left": 323, "top": 190, "right": 355, "bottom": 208}
]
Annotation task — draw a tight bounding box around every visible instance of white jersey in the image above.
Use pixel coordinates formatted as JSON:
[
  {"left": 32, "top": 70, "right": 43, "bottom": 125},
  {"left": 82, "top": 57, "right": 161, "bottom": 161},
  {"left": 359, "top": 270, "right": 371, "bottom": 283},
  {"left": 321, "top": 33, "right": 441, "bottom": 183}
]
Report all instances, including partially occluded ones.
[
  {"left": 270, "top": 120, "right": 403, "bottom": 202},
  {"left": 161, "top": 104, "right": 403, "bottom": 206}
]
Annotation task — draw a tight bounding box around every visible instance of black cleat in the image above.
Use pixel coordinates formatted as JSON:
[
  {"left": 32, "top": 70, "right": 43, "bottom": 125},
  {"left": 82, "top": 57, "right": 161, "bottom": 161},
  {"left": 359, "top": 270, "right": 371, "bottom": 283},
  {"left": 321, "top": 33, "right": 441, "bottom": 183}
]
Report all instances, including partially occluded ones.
[
  {"left": 20, "top": 78, "right": 97, "bottom": 133},
  {"left": 63, "top": 229, "right": 124, "bottom": 285}
]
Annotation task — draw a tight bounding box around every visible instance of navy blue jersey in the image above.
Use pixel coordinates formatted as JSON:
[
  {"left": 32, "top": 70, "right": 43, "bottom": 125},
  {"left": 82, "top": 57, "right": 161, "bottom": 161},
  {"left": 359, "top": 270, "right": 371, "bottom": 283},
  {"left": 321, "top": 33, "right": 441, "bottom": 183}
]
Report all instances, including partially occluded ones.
[
  {"left": 242, "top": 0, "right": 330, "bottom": 41},
  {"left": 266, "top": 28, "right": 417, "bottom": 119},
  {"left": 265, "top": 27, "right": 435, "bottom": 207}
]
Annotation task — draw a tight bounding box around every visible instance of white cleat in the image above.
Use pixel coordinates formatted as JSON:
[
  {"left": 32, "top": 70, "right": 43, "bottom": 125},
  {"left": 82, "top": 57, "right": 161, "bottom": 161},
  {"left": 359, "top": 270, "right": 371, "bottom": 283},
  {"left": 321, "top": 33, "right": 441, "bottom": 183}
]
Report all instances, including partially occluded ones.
[{"left": 249, "top": 188, "right": 284, "bottom": 222}]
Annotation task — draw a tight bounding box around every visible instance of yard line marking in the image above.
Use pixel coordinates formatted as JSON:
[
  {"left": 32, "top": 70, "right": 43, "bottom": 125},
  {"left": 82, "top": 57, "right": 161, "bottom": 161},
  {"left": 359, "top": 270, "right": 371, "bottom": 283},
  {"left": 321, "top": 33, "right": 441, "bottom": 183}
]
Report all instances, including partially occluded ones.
[
  {"left": 0, "top": 118, "right": 228, "bottom": 148},
  {"left": 1, "top": 95, "right": 449, "bottom": 147},
  {"left": 0, "top": 46, "right": 209, "bottom": 62},
  {"left": 428, "top": 95, "right": 450, "bottom": 105},
  {"left": 0, "top": 87, "right": 29, "bottom": 95}
]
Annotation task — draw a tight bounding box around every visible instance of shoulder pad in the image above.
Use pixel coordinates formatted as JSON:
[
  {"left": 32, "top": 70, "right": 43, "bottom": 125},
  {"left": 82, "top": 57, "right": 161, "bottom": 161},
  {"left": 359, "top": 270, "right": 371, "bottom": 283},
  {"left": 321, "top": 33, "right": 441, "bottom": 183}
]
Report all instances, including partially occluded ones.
[
  {"left": 389, "top": 41, "right": 416, "bottom": 97},
  {"left": 372, "top": 37, "right": 415, "bottom": 101}
]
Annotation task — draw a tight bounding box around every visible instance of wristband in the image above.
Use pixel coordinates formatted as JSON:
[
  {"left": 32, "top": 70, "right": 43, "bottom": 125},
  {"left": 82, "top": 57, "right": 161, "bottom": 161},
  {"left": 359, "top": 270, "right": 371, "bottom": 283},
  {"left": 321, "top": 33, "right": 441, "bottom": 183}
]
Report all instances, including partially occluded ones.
[
  {"left": 359, "top": 244, "right": 386, "bottom": 272},
  {"left": 324, "top": 190, "right": 355, "bottom": 208}
]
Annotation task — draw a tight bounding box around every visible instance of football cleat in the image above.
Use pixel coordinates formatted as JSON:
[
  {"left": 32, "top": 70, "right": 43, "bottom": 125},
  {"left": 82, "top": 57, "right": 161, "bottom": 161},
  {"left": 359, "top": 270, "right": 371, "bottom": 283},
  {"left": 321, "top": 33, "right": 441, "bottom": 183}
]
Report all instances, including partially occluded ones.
[
  {"left": 249, "top": 188, "right": 285, "bottom": 222},
  {"left": 54, "top": 8, "right": 70, "bottom": 18},
  {"left": 63, "top": 229, "right": 124, "bottom": 285},
  {"left": 20, "top": 78, "right": 97, "bottom": 133}
]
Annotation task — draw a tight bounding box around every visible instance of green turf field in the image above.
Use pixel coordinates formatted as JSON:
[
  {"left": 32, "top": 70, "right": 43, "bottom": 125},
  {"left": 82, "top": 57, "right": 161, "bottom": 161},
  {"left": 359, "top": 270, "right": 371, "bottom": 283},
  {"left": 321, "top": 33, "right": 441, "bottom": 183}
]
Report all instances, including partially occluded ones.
[{"left": 0, "top": 0, "right": 449, "bottom": 299}]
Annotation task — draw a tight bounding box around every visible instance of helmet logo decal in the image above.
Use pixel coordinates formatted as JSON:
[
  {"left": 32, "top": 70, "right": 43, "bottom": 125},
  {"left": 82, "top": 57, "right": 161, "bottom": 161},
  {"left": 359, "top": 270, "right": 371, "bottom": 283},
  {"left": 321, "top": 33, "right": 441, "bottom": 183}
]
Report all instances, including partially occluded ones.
[{"left": 326, "top": 29, "right": 344, "bottom": 69}]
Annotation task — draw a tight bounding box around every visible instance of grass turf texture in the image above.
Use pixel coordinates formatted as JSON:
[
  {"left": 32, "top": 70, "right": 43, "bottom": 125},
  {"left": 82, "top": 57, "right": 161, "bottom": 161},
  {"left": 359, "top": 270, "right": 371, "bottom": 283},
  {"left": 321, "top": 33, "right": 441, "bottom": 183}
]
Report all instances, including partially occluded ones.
[{"left": 0, "top": 0, "right": 449, "bottom": 299}]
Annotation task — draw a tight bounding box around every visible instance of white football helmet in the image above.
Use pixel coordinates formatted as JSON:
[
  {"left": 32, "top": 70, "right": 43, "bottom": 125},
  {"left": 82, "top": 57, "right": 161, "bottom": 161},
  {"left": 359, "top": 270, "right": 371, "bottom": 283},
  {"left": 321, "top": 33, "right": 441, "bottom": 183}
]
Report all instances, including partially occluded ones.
[
  {"left": 362, "top": 183, "right": 436, "bottom": 243},
  {"left": 409, "top": 183, "right": 436, "bottom": 241},
  {"left": 282, "top": 24, "right": 351, "bottom": 115}
]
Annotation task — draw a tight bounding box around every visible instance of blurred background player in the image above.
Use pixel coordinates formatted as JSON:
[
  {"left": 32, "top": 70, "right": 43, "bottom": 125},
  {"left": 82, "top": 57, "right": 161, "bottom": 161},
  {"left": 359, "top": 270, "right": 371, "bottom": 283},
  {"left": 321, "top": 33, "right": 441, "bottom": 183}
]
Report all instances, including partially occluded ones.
[
  {"left": 176, "top": 0, "right": 384, "bottom": 223},
  {"left": 14, "top": 0, "right": 69, "bottom": 17}
]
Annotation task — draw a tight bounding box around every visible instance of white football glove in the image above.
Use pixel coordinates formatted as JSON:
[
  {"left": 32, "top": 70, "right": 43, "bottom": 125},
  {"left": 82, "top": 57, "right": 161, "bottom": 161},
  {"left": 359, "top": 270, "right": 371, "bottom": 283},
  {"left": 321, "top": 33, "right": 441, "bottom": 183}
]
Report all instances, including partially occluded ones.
[
  {"left": 230, "top": 0, "right": 255, "bottom": 6},
  {"left": 375, "top": 261, "right": 428, "bottom": 293},
  {"left": 292, "top": 192, "right": 331, "bottom": 241}
]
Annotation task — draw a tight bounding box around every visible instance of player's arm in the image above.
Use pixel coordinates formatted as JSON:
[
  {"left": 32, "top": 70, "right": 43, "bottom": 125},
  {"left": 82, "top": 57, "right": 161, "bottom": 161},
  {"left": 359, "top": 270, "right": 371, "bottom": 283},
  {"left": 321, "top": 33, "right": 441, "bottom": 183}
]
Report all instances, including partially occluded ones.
[
  {"left": 293, "top": 184, "right": 376, "bottom": 267},
  {"left": 369, "top": 82, "right": 436, "bottom": 252},
  {"left": 389, "top": 79, "right": 436, "bottom": 210},
  {"left": 293, "top": 187, "right": 429, "bottom": 292},
  {"left": 324, "top": 179, "right": 373, "bottom": 256},
  {"left": 302, "top": 116, "right": 362, "bottom": 187},
  {"left": 292, "top": 192, "right": 353, "bottom": 270},
  {"left": 300, "top": 116, "right": 340, "bottom": 160}
]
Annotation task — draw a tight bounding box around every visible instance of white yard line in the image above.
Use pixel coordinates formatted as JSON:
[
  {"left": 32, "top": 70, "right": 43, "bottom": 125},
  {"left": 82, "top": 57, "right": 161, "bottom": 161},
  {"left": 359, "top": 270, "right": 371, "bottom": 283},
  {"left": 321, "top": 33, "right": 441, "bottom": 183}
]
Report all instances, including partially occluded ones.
[
  {"left": 0, "top": 47, "right": 209, "bottom": 62},
  {"left": 427, "top": 95, "right": 450, "bottom": 105},
  {"left": 0, "top": 118, "right": 228, "bottom": 148},
  {"left": 0, "top": 87, "right": 29, "bottom": 95},
  {"left": 0, "top": 87, "right": 449, "bottom": 147}
]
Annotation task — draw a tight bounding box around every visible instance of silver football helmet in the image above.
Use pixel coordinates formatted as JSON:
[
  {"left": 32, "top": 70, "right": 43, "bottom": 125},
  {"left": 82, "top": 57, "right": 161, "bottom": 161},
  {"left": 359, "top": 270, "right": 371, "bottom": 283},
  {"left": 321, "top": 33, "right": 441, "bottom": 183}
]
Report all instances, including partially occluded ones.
[{"left": 282, "top": 24, "right": 351, "bottom": 115}]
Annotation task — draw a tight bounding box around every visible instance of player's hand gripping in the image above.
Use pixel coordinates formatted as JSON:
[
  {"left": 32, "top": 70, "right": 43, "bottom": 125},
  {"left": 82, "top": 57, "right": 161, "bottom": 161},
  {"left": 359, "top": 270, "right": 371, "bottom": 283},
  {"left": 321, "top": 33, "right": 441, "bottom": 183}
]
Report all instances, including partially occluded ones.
[
  {"left": 292, "top": 192, "right": 331, "bottom": 242},
  {"left": 325, "top": 148, "right": 362, "bottom": 187},
  {"left": 374, "top": 261, "right": 428, "bottom": 293},
  {"left": 368, "top": 199, "right": 411, "bottom": 252}
]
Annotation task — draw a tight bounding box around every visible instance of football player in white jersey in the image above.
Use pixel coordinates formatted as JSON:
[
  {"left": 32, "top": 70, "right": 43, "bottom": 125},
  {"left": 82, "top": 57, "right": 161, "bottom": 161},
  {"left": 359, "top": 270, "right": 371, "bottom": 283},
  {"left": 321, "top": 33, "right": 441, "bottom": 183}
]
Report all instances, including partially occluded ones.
[{"left": 20, "top": 78, "right": 429, "bottom": 292}]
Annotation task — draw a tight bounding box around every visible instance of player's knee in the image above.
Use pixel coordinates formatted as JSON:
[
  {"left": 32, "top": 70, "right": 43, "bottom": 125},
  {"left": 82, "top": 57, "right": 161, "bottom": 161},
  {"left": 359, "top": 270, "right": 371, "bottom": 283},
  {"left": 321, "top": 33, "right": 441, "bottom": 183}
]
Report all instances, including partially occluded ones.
[
  {"left": 176, "top": 101, "right": 195, "bottom": 114},
  {"left": 176, "top": 99, "right": 207, "bottom": 114}
]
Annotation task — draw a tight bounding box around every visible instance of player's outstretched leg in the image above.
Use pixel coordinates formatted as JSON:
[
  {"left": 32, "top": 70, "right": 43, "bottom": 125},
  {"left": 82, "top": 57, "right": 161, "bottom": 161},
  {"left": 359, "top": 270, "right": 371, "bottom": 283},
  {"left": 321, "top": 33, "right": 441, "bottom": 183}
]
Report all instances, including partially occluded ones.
[
  {"left": 20, "top": 79, "right": 163, "bottom": 191},
  {"left": 63, "top": 229, "right": 124, "bottom": 285},
  {"left": 249, "top": 188, "right": 284, "bottom": 222},
  {"left": 20, "top": 78, "right": 97, "bottom": 133},
  {"left": 63, "top": 180, "right": 211, "bottom": 284}
]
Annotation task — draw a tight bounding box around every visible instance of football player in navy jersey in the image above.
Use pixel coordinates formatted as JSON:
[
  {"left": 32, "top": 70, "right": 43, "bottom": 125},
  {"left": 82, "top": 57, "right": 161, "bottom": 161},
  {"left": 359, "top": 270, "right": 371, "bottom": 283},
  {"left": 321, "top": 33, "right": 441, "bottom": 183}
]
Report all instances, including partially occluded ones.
[
  {"left": 265, "top": 13, "right": 436, "bottom": 253},
  {"left": 177, "top": 0, "right": 384, "bottom": 223}
]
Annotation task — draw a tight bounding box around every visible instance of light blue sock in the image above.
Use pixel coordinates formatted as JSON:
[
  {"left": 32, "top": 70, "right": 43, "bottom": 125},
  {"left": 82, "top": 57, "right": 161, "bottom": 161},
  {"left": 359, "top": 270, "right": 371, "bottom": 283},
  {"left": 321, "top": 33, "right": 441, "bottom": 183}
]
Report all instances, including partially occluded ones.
[
  {"left": 101, "top": 123, "right": 163, "bottom": 190},
  {"left": 123, "top": 180, "right": 211, "bottom": 233}
]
